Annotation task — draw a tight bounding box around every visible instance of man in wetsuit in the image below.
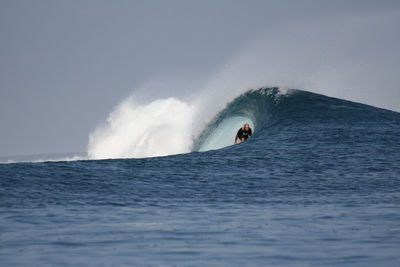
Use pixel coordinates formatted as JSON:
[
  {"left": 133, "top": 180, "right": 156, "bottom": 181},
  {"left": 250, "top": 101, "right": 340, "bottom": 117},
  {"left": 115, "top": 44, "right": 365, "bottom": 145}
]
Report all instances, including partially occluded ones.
[{"left": 234, "top": 123, "right": 252, "bottom": 144}]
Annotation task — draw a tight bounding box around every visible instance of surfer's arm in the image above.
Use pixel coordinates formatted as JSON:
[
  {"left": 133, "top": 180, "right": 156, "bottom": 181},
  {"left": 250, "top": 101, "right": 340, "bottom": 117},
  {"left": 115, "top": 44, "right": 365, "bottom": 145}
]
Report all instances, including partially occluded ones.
[{"left": 235, "top": 129, "right": 243, "bottom": 144}]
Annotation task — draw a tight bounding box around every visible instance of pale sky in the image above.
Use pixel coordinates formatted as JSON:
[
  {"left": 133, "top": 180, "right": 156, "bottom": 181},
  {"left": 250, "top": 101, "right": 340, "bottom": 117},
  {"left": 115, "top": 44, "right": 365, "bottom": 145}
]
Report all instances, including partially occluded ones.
[{"left": 1, "top": 0, "right": 399, "bottom": 157}]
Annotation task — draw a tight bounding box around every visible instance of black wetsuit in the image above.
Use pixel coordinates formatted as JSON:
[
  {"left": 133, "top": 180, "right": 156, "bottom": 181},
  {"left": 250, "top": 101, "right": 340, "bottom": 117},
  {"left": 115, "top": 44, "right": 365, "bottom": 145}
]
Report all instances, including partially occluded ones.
[{"left": 237, "top": 128, "right": 252, "bottom": 141}]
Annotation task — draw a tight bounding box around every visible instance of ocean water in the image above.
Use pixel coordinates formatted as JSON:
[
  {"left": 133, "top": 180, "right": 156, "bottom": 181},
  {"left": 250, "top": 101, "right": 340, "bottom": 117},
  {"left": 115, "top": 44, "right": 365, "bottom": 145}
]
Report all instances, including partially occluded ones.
[{"left": 1, "top": 88, "right": 400, "bottom": 266}]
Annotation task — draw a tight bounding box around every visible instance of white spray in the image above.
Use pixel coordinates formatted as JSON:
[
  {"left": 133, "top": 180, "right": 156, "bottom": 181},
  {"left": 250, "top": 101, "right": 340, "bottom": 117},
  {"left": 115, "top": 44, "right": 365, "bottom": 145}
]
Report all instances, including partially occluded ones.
[
  {"left": 87, "top": 9, "right": 400, "bottom": 160},
  {"left": 87, "top": 96, "right": 196, "bottom": 159}
]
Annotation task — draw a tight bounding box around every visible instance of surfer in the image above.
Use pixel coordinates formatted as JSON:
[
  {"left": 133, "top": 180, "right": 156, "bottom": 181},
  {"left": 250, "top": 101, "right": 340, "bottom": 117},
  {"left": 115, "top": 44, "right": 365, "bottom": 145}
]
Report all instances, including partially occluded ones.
[{"left": 234, "top": 123, "right": 252, "bottom": 144}]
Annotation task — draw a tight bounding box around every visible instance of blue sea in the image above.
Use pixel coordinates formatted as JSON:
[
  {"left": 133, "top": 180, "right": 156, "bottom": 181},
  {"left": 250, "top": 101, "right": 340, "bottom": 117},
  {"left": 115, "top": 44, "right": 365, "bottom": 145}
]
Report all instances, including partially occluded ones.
[{"left": 1, "top": 88, "right": 400, "bottom": 266}]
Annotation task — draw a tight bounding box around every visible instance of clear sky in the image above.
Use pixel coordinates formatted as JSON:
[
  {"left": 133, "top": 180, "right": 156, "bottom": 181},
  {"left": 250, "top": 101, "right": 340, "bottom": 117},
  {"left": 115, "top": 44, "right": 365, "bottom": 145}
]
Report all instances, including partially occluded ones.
[{"left": 1, "top": 0, "right": 400, "bottom": 157}]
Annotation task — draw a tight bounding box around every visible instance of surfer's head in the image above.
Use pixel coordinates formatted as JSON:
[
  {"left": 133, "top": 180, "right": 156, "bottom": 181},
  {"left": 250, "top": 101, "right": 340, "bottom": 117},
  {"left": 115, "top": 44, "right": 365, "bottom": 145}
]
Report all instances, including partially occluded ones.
[{"left": 243, "top": 124, "right": 250, "bottom": 131}]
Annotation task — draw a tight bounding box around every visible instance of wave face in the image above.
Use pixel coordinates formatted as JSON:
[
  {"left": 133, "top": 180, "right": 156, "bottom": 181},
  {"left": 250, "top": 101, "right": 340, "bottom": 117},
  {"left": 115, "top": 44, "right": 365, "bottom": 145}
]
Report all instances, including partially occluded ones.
[{"left": 195, "top": 87, "right": 400, "bottom": 156}]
